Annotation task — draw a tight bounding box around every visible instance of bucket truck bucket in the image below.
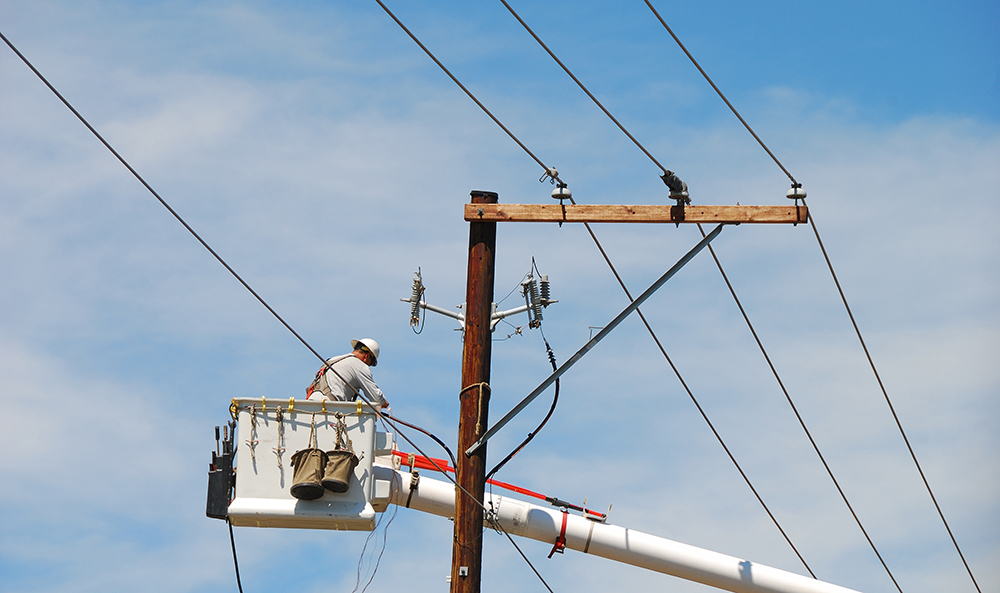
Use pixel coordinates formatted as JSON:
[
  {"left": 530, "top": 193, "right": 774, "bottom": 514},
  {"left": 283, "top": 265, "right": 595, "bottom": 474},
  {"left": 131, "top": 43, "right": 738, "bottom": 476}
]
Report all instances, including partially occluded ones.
[{"left": 226, "top": 397, "right": 390, "bottom": 531}]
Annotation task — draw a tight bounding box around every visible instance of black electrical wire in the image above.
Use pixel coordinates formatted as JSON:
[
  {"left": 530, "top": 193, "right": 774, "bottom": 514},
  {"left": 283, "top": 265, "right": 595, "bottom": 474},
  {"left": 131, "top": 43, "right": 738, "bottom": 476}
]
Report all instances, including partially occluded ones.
[
  {"left": 0, "top": 30, "right": 540, "bottom": 592},
  {"left": 488, "top": 505, "right": 556, "bottom": 593},
  {"left": 577, "top": 210, "right": 816, "bottom": 578},
  {"left": 486, "top": 336, "right": 559, "bottom": 481},
  {"left": 696, "top": 224, "right": 902, "bottom": 591},
  {"left": 498, "top": 0, "right": 671, "bottom": 177},
  {"left": 640, "top": 3, "right": 979, "bottom": 588},
  {"left": 805, "top": 205, "right": 983, "bottom": 593},
  {"left": 227, "top": 519, "right": 245, "bottom": 593},
  {"left": 372, "top": 0, "right": 563, "bottom": 187},
  {"left": 643, "top": 0, "right": 797, "bottom": 186},
  {"left": 371, "top": 3, "right": 816, "bottom": 577},
  {"left": 0, "top": 28, "right": 336, "bottom": 377},
  {"left": 373, "top": 405, "right": 554, "bottom": 592},
  {"left": 494, "top": 4, "right": 928, "bottom": 586},
  {"left": 382, "top": 411, "right": 457, "bottom": 470}
]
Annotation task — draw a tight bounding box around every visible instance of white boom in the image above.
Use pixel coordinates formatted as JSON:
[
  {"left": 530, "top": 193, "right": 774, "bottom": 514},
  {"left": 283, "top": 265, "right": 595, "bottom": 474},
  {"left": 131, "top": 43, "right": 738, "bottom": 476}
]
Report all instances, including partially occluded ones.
[
  {"left": 376, "top": 466, "right": 863, "bottom": 593},
  {"left": 220, "top": 399, "right": 864, "bottom": 593}
]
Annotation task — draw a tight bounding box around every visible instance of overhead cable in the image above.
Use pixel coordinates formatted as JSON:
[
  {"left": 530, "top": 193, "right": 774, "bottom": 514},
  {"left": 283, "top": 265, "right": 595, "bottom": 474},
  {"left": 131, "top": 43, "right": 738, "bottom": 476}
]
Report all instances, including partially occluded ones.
[
  {"left": 370, "top": 2, "right": 814, "bottom": 575},
  {"left": 498, "top": 0, "right": 671, "bottom": 177},
  {"left": 639, "top": 3, "right": 980, "bottom": 588},
  {"left": 578, "top": 209, "right": 815, "bottom": 578},
  {"left": 695, "top": 226, "right": 903, "bottom": 592},
  {"left": 498, "top": 2, "right": 915, "bottom": 586},
  {"left": 804, "top": 206, "right": 983, "bottom": 593},
  {"left": 488, "top": 2, "right": 821, "bottom": 575},
  {"left": 486, "top": 334, "right": 560, "bottom": 481},
  {"left": 372, "top": 0, "right": 563, "bottom": 187},
  {"left": 0, "top": 28, "right": 333, "bottom": 374},
  {"left": 643, "top": 0, "right": 798, "bottom": 186}
]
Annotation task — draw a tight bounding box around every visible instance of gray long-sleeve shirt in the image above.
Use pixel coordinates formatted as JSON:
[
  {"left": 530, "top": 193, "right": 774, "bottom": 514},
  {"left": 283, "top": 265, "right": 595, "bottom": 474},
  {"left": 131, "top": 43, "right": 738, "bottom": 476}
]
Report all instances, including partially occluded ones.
[{"left": 308, "top": 354, "right": 387, "bottom": 407}]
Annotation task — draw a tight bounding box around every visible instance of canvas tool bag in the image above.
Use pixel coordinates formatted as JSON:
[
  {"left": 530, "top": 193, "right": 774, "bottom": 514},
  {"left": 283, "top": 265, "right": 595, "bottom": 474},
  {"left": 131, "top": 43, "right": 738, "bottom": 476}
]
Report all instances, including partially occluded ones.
[
  {"left": 290, "top": 414, "right": 327, "bottom": 500},
  {"left": 323, "top": 412, "right": 359, "bottom": 493}
]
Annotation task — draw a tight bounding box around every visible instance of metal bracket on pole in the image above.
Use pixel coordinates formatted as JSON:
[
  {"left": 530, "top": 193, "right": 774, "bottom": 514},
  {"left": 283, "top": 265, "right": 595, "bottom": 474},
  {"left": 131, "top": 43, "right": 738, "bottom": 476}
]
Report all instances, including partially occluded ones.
[{"left": 466, "top": 223, "right": 726, "bottom": 456}]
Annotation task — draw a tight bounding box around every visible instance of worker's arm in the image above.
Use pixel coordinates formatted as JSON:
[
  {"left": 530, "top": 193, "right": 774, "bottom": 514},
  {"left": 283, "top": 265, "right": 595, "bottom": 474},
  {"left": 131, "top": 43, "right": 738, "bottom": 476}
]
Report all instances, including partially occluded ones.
[{"left": 347, "top": 357, "right": 388, "bottom": 408}]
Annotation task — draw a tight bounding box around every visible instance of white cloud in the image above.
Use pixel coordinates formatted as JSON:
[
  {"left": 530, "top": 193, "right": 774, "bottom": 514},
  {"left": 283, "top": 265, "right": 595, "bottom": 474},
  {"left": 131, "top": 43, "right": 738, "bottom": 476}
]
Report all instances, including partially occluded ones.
[{"left": 0, "top": 3, "right": 997, "bottom": 593}]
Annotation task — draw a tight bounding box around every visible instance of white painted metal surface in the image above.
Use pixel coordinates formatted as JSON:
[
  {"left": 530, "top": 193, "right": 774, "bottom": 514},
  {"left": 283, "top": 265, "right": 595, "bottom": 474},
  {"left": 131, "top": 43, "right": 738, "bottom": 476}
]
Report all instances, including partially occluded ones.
[
  {"left": 375, "top": 466, "right": 864, "bottom": 593},
  {"left": 227, "top": 397, "right": 379, "bottom": 530},
  {"left": 224, "top": 408, "right": 863, "bottom": 593}
]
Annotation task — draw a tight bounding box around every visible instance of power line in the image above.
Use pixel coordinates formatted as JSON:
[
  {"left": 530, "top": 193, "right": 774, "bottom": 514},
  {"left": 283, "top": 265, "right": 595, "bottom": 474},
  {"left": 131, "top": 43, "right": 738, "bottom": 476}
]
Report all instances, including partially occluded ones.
[
  {"left": 0, "top": 28, "right": 332, "bottom": 373},
  {"left": 575, "top": 211, "right": 815, "bottom": 578},
  {"left": 805, "top": 205, "right": 983, "bottom": 593},
  {"left": 626, "top": 5, "right": 905, "bottom": 587},
  {"left": 373, "top": 0, "right": 818, "bottom": 576},
  {"left": 493, "top": 1, "right": 819, "bottom": 576},
  {"left": 372, "top": 0, "right": 563, "bottom": 187},
  {"left": 695, "top": 226, "right": 903, "bottom": 592},
  {"left": 643, "top": 0, "right": 797, "bottom": 186},
  {"left": 498, "top": 0, "right": 670, "bottom": 176},
  {"left": 641, "top": 3, "right": 981, "bottom": 589}
]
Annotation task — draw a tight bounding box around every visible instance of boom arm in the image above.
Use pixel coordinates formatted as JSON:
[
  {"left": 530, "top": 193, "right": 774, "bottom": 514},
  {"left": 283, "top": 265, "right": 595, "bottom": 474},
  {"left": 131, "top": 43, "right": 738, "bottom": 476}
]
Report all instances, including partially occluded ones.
[{"left": 377, "top": 466, "right": 863, "bottom": 593}]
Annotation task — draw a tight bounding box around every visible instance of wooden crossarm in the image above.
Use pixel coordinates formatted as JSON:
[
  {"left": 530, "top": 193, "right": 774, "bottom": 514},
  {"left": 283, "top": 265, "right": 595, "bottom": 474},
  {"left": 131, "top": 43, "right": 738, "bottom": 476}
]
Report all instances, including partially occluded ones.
[{"left": 464, "top": 203, "right": 808, "bottom": 224}]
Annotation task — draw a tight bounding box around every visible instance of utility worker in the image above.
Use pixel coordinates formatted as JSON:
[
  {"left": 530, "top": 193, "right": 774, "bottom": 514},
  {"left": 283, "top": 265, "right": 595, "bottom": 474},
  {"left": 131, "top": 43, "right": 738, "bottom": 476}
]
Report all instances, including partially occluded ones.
[{"left": 306, "top": 338, "right": 389, "bottom": 409}]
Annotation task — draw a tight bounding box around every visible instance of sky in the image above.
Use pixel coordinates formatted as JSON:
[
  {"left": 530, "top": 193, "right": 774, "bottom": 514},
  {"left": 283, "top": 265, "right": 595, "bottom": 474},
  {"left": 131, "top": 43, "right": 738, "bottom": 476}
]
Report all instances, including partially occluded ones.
[{"left": 1, "top": 1, "right": 997, "bottom": 593}]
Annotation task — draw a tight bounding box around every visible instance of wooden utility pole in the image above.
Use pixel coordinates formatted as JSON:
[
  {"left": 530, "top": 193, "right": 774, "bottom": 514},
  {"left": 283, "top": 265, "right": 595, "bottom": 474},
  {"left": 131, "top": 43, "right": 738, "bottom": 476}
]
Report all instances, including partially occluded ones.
[{"left": 451, "top": 190, "right": 498, "bottom": 593}]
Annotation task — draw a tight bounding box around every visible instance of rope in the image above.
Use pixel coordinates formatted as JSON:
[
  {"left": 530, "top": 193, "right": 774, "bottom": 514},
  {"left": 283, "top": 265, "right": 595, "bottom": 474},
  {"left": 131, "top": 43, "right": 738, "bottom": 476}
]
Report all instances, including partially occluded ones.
[
  {"left": 459, "top": 382, "right": 491, "bottom": 439},
  {"left": 246, "top": 404, "right": 259, "bottom": 461},
  {"left": 273, "top": 405, "right": 285, "bottom": 469}
]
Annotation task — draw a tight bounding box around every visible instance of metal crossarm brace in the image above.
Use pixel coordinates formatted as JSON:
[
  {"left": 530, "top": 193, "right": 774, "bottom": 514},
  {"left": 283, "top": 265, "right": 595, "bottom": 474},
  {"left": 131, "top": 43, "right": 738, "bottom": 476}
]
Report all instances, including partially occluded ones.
[{"left": 466, "top": 223, "right": 726, "bottom": 456}]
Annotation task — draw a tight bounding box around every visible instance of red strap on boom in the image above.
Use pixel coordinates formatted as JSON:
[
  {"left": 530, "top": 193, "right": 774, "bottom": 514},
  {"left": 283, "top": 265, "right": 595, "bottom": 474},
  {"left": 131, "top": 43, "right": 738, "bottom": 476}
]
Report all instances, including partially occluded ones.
[{"left": 548, "top": 510, "right": 568, "bottom": 558}]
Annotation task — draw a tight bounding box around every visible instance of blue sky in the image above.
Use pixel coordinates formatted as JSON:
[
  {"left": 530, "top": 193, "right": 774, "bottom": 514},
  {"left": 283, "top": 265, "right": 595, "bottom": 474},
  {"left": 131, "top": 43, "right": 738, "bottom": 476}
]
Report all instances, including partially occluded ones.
[{"left": 1, "top": 2, "right": 997, "bottom": 593}]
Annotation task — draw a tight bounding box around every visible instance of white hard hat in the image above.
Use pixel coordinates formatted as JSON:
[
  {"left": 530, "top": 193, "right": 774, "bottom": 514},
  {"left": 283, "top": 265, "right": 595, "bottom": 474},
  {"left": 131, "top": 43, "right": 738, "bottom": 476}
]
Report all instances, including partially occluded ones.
[{"left": 351, "top": 338, "right": 380, "bottom": 366}]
